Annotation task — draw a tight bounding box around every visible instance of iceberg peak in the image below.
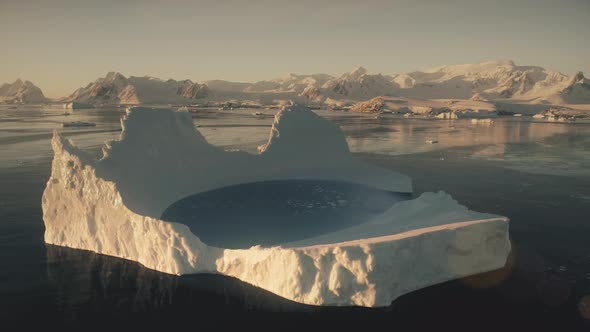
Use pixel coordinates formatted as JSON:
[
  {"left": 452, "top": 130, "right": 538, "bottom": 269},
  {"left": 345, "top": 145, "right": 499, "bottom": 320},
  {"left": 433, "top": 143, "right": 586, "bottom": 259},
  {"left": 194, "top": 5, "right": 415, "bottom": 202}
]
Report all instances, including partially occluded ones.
[{"left": 259, "top": 104, "right": 350, "bottom": 158}]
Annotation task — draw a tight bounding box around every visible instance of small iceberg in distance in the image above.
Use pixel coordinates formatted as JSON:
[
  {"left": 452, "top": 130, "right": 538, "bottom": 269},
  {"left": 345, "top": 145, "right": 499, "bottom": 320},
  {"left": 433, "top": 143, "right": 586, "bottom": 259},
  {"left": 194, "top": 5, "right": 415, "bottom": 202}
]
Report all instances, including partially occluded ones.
[
  {"left": 42, "top": 104, "right": 510, "bottom": 307},
  {"left": 63, "top": 102, "right": 94, "bottom": 109},
  {"left": 62, "top": 121, "right": 96, "bottom": 128},
  {"left": 471, "top": 118, "right": 495, "bottom": 125}
]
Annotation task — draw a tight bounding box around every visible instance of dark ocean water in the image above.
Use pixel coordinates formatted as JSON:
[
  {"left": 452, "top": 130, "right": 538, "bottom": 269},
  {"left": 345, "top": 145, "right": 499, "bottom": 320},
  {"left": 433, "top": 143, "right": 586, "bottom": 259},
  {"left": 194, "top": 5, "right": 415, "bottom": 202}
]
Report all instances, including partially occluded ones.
[{"left": 1, "top": 106, "right": 590, "bottom": 330}]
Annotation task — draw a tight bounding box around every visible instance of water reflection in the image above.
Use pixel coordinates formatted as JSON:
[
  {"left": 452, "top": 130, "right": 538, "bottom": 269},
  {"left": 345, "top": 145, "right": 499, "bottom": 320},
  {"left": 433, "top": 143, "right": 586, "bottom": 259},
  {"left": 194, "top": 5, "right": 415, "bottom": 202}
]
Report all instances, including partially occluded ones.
[
  {"left": 46, "top": 244, "right": 178, "bottom": 316},
  {"left": 2, "top": 106, "right": 589, "bottom": 177},
  {"left": 44, "top": 243, "right": 589, "bottom": 329},
  {"left": 45, "top": 244, "right": 382, "bottom": 318},
  {"left": 0, "top": 106, "right": 124, "bottom": 166},
  {"left": 341, "top": 117, "right": 590, "bottom": 177},
  {"left": 344, "top": 118, "right": 575, "bottom": 156}
]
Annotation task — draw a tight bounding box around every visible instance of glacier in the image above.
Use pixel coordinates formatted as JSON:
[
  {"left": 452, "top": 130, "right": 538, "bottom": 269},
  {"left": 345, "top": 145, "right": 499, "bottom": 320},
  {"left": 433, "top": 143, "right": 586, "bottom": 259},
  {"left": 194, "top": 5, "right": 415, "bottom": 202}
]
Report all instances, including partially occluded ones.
[{"left": 42, "top": 105, "right": 510, "bottom": 307}]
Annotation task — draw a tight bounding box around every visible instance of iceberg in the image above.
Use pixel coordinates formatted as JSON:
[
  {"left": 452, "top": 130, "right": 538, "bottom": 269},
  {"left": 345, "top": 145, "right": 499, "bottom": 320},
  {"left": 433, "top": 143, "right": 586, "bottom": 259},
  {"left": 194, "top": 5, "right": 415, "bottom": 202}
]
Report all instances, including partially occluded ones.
[
  {"left": 63, "top": 102, "right": 95, "bottom": 109},
  {"left": 470, "top": 118, "right": 495, "bottom": 125},
  {"left": 435, "top": 111, "right": 458, "bottom": 119},
  {"left": 62, "top": 121, "right": 96, "bottom": 128},
  {"left": 42, "top": 105, "right": 510, "bottom": 307},
  {"left": 532, "top": 108, "right": 581, "bottom": 122}
]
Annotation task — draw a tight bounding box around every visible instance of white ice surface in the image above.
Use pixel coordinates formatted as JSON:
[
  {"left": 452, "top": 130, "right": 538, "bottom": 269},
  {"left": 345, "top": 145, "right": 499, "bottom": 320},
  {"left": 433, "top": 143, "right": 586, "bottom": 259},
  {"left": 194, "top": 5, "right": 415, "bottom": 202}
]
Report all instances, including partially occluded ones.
[{"left": 43, "top": 105, "right": 510, "bottom": 307}]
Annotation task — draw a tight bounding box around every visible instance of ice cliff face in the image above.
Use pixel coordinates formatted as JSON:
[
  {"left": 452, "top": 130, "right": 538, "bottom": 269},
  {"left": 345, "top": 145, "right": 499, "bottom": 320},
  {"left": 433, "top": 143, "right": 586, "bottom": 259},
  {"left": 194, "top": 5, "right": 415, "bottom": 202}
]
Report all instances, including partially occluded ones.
[
  {"left": 0, "top": 79, "right": 47, "bottom": 104},
  {"left": 43, "top": 105, "right": 510, "bottom": 307}
]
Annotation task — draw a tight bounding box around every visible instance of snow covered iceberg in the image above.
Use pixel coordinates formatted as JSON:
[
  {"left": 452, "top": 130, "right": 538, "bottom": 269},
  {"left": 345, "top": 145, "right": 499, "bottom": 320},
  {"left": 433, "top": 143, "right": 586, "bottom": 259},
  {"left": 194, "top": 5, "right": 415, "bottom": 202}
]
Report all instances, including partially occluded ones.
[{"left": 42, "top": 105, "right": 510, "bottom": 307}]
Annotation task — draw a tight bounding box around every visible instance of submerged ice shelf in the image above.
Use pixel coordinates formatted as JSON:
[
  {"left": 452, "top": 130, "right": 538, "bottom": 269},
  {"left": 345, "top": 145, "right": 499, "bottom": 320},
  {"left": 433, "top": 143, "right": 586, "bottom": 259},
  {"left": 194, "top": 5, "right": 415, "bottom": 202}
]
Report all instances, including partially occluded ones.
[
  {"left": 161, "top": 179, "right": 412, "bottom": 249},
  {"left": 42, "top": 105, "right": 510, "bottom": 307}
]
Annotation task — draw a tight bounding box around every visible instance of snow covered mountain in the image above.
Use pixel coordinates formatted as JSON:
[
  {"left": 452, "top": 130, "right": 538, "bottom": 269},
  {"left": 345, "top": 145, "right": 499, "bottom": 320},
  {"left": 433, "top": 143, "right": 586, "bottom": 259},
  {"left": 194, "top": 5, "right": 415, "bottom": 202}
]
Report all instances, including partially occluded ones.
[
  {"left": 0, "top": 79, "right": 47, "bottom": 104},
  {"left": 202, "top": 61, "right": 589, "bottom": 105},
  {"left": 245, "top": 73, "right": 334, "bottom": 93},
  {"left": 199, "top": 73, "right": 335, "bottom": 104},
  {"left": 319, "top": 66, "right": 397, "bottom": 100},
  {"left": 396, "top": 60, "right": 590, "bottom": 104},
  {"left": 201, "top": 68, "right": 396, "bottom": 103},
  {"left": 557, "top": 71, "right": 590, "bottom": 104},
  {"left": 64, "top": 72, "right": 209, "bottom": 105},
  {"left": 61, "top": 61, "right": 590, "bottom": 105}
]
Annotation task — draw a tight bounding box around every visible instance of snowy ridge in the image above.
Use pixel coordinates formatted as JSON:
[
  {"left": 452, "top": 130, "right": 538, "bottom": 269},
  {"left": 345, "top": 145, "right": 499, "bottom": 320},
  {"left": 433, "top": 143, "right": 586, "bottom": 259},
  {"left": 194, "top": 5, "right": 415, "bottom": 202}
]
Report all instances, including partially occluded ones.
[
  {"left": 64, "top": 72, "right": 209, "bottom": 105},
  {"left": 0, "top": 79, "right": 47, "bottom": 104},
  {"left": 200, "top": 61, "right": 590, "bottom": 105},
  {"left": 7, "top": 60, "right": 589, "bottom": 106},
  {"left": 320, "top": 67, "right": 397, "bottom": 100},
  {"left": 399, "top": 60, "right": 589, "bottom": 103},
  {"left": 43, "top": 105, "right": 510, "bottom": 307}
]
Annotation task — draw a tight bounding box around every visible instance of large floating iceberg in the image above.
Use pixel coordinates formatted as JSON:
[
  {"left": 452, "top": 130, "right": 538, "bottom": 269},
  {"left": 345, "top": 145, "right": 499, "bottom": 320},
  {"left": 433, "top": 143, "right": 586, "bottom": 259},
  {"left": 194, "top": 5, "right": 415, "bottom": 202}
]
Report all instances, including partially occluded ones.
[{"left": 42, "top": 105, "right": 510, "bottom": 307}]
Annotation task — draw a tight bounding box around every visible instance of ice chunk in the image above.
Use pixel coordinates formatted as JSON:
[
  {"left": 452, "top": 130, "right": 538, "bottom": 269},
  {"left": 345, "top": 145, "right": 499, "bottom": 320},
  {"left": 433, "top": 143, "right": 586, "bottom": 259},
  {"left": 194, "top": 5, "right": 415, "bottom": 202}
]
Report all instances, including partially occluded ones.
[
  {"left": 471, "top": 118, "right": 494, "bottom": 125},
  {"left": 435, "top": 111, "right": 458, "bottom": 119},
  {"left": 63, "top": 102, "right": 95, "bottom": 109},
  {"left": 61, "top": 121, "right": 96, "bottom": 127}
]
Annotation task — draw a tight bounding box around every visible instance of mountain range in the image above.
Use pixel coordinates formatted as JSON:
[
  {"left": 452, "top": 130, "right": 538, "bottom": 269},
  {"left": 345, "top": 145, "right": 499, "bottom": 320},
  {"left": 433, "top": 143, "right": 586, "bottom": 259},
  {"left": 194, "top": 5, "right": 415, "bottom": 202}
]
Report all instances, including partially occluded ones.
[
  {"left": 3, "top": 60, "right": 589, "bottom": 105},
  {"left": 256, "top": 60, "right": 589, "bottom": 105},
  {"left": 0, "top": 79, "right": 47, "bottom": 104},
  {"left": 62, "top": 72, "right": 209, "bottom": 105}
]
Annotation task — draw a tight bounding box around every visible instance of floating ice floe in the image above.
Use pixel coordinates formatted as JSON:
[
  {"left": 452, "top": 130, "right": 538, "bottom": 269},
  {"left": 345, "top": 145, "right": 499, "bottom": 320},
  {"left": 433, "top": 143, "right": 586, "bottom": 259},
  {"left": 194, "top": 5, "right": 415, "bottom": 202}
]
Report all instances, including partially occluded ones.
[
  {"left": 42, "top": 105, "right": 510, "bottom": 307},
  {"left": 435, "top": 111, "right": 458, "bottom": 119},
  {"left": 533, "top": 108, "right": 581, "bottom": 122},
  {"left": 61, "top": 121, "right": 96, "bottom": 128},
  {"left": 63, "top": 102, "right": 95, "bottom": 109},
  {"left": 471, "top": 118, "right": 495, "bottom": 125}
]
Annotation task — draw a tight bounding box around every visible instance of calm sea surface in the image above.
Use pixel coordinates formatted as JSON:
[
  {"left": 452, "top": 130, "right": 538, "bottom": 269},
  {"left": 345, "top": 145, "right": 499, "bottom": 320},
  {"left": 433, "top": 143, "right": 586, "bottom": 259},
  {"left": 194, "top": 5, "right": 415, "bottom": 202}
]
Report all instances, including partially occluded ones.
[{"left": 1, "top": 105, "right": 589, "bottom": 329}]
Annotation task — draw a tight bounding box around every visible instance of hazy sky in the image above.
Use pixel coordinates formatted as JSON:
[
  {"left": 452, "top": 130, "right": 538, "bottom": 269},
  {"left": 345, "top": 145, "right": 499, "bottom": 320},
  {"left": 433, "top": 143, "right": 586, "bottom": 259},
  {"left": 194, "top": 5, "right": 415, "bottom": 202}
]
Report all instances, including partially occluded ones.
[{"left": 1, "top": 0, "right": 588, "bottom": 98}]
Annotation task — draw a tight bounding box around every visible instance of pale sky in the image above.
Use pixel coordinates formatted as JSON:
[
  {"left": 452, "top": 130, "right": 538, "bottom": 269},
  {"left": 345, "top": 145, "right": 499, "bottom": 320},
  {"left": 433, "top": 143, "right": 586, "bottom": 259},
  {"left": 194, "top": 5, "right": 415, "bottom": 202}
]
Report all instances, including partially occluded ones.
[{"left": 1, "top": 0, "right": 588, "bottom": 98}]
